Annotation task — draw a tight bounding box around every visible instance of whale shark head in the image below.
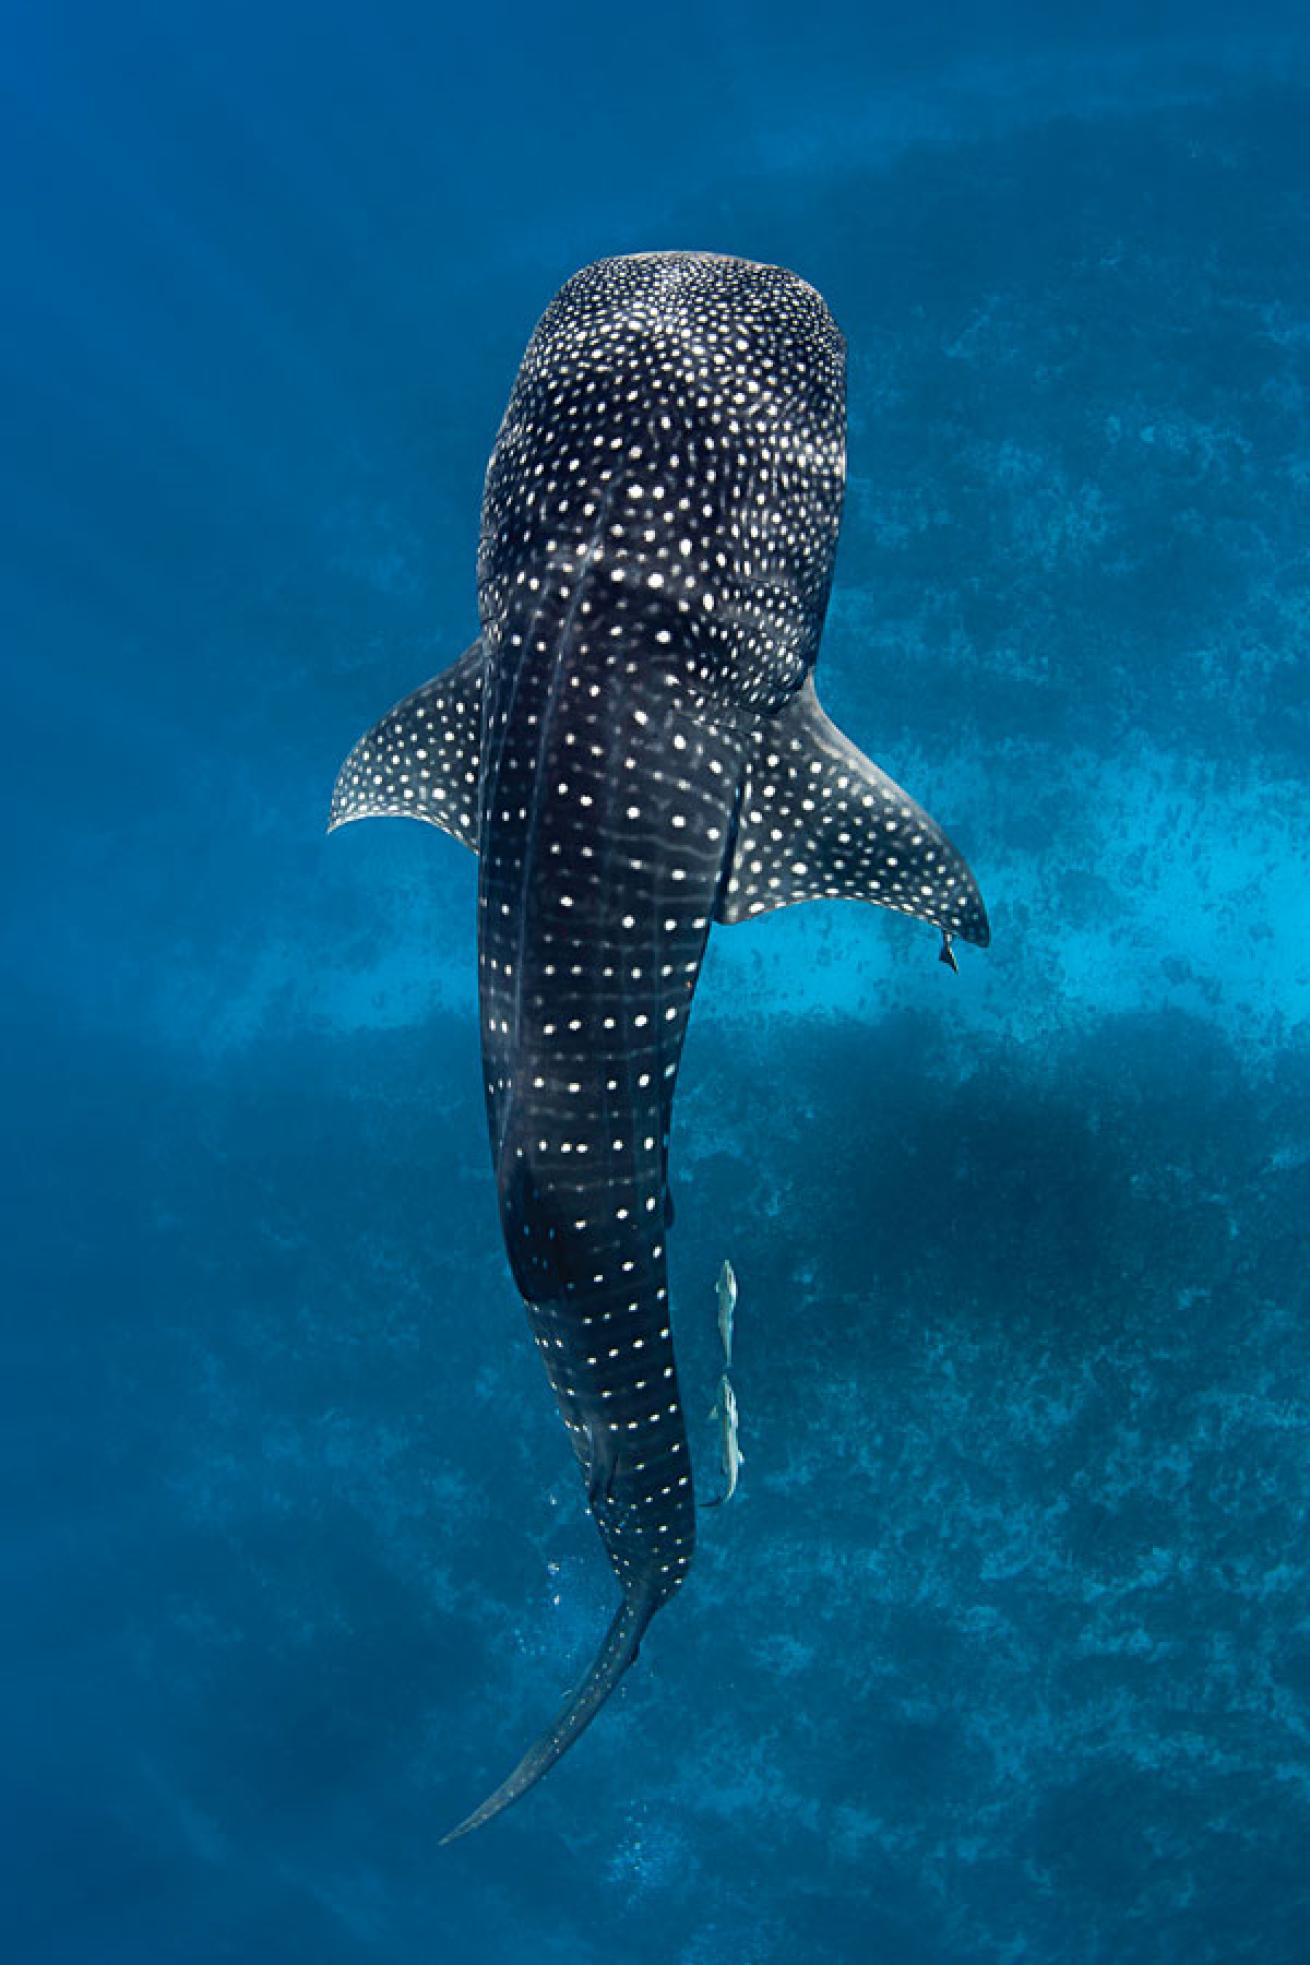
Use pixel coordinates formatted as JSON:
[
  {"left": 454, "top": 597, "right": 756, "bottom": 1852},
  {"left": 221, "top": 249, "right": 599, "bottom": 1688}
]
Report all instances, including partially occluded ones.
[
  {"left": 330, "top": 251, "right": 989, "bottom": 1838},
  {"left": 478, "top": 252, "right": 847, "bottom": 725}
]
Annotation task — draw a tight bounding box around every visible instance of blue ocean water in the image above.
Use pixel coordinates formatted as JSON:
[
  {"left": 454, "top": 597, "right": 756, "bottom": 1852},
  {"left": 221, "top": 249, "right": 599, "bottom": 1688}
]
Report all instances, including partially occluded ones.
[{"left": 6, "top": 1, "right": 1310, "bottom": 1958}]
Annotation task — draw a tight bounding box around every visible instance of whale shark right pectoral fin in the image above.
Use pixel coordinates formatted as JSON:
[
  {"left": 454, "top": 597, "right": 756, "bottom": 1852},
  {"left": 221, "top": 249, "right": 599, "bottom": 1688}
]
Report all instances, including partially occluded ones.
[
  {"left": 715, "top": 675, "right": 989, "bottom": 948},
  {"left": 328, "top": 639, "right": 484, "bottom": 849}
]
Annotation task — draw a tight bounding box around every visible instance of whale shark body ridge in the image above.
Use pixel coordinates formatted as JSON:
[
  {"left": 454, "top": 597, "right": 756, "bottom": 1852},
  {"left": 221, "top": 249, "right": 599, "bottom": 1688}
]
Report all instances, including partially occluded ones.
[{"left": 329, "top": 252, "right": 988, "bottom": 1840}]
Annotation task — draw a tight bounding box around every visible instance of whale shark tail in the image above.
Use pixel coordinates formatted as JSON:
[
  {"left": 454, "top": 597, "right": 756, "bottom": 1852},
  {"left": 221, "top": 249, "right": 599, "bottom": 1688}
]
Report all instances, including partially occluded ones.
[{"left": 440, "top": 1582, "right": 658, "bottom": 1844}]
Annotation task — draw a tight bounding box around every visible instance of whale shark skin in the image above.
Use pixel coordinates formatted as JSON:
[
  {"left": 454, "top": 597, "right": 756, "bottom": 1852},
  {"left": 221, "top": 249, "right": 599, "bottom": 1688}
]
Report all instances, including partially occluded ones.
[{"left": 329, "top": 252, "right": 989, "bottom": 1839}]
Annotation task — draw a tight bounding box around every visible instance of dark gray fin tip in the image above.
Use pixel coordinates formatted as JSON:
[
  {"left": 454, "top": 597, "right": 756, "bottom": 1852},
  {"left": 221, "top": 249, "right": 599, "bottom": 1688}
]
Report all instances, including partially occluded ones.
[
  {"left": 939, "top": 932, "right": 959, "bottom": 973},
  {"left": 327, "top": 640, "right": 484, "bottom": 850},
  {"left": 440, "top": 1584, "right": 657, "bottom": 1845}
]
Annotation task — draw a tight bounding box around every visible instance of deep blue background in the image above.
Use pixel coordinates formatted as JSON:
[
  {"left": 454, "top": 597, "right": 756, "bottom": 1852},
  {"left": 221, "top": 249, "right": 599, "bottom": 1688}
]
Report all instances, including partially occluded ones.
[{"left": 6, "top": 3, "right": 1310, "bottom": 1959}]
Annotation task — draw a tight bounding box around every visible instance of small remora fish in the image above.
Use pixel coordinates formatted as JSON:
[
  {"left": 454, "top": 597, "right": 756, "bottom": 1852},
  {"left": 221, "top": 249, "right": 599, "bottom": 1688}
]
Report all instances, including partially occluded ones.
[
  {"left": 705, "top": 1375, "right": 743, "bottom": 1507},
  {"left": 716, "top": 1260, "right": 738, "bottom": 1367}
]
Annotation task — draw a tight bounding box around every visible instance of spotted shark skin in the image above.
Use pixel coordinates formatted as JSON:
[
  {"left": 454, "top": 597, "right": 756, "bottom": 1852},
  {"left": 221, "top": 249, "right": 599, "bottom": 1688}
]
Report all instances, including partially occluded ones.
[{"left": 329, "top": 252, "right": 988, "bottom": 1839}]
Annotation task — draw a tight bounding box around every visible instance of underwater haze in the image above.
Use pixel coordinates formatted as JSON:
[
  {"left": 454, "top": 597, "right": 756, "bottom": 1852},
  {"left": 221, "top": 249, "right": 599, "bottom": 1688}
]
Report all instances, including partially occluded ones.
[{"left": 6, "top": 1, "right": 1310, "bottom": 1959}]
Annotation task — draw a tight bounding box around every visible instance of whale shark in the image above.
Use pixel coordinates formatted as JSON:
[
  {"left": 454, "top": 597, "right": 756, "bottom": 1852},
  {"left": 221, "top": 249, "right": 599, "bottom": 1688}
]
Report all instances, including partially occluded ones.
[{"left": 328, "top": 252, "right": 988, "bottom": 1840}]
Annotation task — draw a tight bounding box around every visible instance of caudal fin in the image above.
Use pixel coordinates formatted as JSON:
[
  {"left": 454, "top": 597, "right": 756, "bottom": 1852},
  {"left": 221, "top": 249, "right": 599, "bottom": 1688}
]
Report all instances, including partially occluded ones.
[{"left": 440, "top": 1585, "right": 657, "bottom": 1844}]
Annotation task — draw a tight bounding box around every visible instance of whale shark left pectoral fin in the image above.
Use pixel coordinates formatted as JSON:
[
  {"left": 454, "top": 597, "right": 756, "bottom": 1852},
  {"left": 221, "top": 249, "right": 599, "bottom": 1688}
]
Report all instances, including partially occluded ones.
[
  {"left": 327, "top": 639, "right": 484, "bottom": 849},
  {"left": 715, "top": 676, "right": 989, "bottom": 947}
]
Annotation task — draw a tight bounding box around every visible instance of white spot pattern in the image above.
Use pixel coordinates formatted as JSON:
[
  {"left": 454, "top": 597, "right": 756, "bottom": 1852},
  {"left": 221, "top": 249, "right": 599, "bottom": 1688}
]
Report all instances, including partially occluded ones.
[
  {"left": 327, "top": 640, "right": 483, "bottom": 848},
  {"left": 330, "top": 252, "right": 988, "bottom": 1648},
  {"left": 472, "top": 253, "right": 852, "bottom": 1603},
  {"left": 716, "top": 674, "right": 990, "bottom": 941}
]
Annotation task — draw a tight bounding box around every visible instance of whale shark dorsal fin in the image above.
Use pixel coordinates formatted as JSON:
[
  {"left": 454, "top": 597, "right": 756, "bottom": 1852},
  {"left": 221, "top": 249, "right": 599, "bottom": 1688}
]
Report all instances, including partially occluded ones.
[
  {"left": 327, "top": 640, "right": 484, "bottom": 850},
  {"left": 715, "top": 676, "right": 989, "bottom": 947}
]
